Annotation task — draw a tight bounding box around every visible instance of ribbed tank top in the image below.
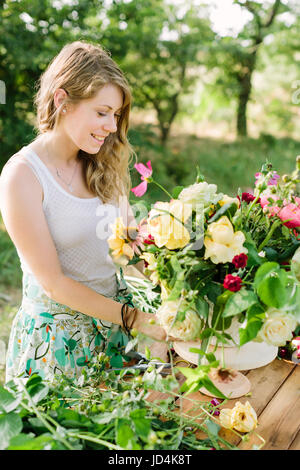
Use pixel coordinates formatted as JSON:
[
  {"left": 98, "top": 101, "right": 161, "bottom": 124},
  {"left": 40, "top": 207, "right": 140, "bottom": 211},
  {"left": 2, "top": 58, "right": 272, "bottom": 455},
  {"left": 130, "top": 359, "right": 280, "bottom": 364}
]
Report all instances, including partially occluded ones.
[{"left": 13, "top": 145, "right": 120, "bottom": 298}]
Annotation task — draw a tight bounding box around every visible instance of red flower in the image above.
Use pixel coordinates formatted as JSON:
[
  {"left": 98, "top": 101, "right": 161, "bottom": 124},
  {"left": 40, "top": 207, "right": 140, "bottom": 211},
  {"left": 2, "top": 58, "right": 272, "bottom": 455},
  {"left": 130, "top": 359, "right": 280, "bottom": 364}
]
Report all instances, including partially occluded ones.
[
  {"left": 232, "top": 253, "right": 248, "bottom": 269},
  {"left": 223, "top": 274, "right": 242, "bottom": 292},
  {"left": 144, "top": 234, "right": 155, "bottom": 245},
  {"left": 237, "top": 192, "right": 260, "bottom": 204}
]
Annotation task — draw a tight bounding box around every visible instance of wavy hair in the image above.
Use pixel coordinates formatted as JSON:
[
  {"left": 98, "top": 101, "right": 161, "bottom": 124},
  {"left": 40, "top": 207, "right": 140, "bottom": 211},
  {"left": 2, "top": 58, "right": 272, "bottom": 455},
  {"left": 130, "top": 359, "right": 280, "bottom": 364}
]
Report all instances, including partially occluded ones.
[{"left": 34, "top": 40, "right": 135, "bottom": 204}]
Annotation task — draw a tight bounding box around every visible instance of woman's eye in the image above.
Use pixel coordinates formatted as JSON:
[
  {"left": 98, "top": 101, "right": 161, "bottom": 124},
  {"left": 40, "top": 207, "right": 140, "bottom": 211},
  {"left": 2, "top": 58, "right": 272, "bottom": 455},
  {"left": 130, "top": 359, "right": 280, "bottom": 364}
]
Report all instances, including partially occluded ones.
[{"left": 97, "top": 112, "right": 106, "bottom": 117}]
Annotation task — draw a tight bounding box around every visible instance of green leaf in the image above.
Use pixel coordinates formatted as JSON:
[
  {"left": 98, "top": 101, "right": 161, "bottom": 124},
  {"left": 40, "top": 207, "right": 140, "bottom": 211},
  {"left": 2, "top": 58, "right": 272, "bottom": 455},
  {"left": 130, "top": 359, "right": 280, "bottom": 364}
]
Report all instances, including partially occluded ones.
[
  {"left": 116, "top": 419, "right": 141, "bottom": 450},
  {"left": 172, "top": 185, "right": 185, "bottom": 199},
  {"left": 0, "top": 412, "right": 23, "bottom": 450},
  {"left": 130, "top": 409, "right": 151, "bottom": 440},
  {"left": 194, "top": 297, "right": 209, "bottom": 320},
  {"left": 26, "top": 382, "right": 49, "bottom": 405},
  {"left": 244, "top": 242, "right": 264, "bottom": 266},
  {"left": 203, "top": 418, "right": 221, "bottom": 437},
  {"left": 7, "top": 433, "right": 56, "bottom": 450},
  {"left": 254, "top": 262, "right": 287, "bottom": 308},
  {"left": 239, "top": 304, "right": 265, "bottom": 346},
  {"left": 208, "top": 202, "right": 237, "bottom": 223},
  {"left": 0, "top": 386, "right": 22, "bottom": 413},
  {"left": 222, "top": 288, "right": 258, "bottom": 318}
]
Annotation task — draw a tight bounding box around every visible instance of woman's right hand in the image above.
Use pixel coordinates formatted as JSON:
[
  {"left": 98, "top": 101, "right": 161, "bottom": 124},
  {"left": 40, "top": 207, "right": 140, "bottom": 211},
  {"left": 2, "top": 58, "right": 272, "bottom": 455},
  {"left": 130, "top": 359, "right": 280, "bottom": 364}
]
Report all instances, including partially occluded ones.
[{"left": 133, "top": 310, "right": 166, "bottom": 342}]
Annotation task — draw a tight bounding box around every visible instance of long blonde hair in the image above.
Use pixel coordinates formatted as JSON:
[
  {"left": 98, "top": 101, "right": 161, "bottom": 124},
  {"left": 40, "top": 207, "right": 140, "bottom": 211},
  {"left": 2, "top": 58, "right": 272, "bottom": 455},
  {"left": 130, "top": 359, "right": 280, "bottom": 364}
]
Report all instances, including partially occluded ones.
[{"left": 34, "top": 40, "right": 134, "bottom": 204}]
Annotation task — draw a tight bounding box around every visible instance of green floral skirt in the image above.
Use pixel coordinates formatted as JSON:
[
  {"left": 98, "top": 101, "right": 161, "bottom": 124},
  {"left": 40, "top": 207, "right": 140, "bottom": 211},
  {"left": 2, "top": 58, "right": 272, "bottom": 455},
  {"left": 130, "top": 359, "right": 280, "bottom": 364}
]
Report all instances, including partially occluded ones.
[{"left": 5, "top": 270, "right": 136, "bottom": 383}]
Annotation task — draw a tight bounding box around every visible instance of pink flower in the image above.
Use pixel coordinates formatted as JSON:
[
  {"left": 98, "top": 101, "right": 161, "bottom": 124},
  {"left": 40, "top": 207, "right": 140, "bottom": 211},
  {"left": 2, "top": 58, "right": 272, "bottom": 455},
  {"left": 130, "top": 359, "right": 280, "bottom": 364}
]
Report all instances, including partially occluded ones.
[
  {"left": 131, "top": 161, "right": 153, "bottom": 197},
  {"left": 278, "top": 203, "right": 300, "bottom": 228},
  {"left": 260, "top": 194, "right": 281, "bottom": 216},
  {"left": 255, "top": 172, "right": 280, "bottom": 186},
  {"left": 128, "top": 218, "right": 151, "bottom": 255}
]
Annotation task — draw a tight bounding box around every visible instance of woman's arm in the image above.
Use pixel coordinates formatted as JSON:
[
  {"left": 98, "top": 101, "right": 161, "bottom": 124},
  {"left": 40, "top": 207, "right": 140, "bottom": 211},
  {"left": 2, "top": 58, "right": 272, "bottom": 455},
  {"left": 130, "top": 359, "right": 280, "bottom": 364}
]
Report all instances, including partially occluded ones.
[{"left": 0, "top": 159, "right": 164, "bottom": 341}]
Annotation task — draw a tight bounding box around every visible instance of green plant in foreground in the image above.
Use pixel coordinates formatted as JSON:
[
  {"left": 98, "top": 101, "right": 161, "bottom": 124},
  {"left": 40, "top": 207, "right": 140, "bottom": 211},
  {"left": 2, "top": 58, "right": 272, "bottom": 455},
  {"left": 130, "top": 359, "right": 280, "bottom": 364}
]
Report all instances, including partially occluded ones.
[{"left": 0, "top": 352, "right": 264, "bottom": 451}]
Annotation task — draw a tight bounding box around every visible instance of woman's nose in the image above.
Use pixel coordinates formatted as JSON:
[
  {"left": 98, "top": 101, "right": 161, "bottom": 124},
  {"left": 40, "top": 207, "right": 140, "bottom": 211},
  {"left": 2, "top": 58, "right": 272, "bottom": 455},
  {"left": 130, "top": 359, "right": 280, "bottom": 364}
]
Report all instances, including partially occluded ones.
[{"left": 103, "top": 114, "right": 118, "bottom": 133}]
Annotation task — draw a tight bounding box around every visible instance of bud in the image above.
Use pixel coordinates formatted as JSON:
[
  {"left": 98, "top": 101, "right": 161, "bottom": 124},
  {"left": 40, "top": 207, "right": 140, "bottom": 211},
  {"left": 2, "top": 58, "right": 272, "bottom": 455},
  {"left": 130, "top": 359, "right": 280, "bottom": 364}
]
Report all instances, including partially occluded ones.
[
  {"left": 282, "top": 174, "right": 290, "bottom": 183},
  {"left": 130, "top": 328, "right": 139, "bottom": 337}
]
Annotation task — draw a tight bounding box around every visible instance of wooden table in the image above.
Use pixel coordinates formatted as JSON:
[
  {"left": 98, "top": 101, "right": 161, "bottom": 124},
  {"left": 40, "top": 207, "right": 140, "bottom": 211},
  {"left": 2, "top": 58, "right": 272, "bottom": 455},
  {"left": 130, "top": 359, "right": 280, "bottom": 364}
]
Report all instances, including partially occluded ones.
[
  {"left": 146, "top": 357, "right": 300, "bottom": 450},
  {"left": 124, "top": 268, "right": 300, "bottom": 450}
]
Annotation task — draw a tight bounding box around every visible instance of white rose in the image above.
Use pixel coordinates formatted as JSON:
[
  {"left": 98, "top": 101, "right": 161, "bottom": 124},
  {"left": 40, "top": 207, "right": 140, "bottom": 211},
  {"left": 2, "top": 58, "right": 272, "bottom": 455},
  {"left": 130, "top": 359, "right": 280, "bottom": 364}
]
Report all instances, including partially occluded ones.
[
  {"left": 257, "top": 308, "right": 298, "bottom": 347},
  {"left": 178, "top": 182, "right": 222, "bottom": 210},
  {"left": 220, "top": 401, "right": 257, "bottom": 433},
  {"left": 156, "top": 300, "right": 202, "bottom": 341}
]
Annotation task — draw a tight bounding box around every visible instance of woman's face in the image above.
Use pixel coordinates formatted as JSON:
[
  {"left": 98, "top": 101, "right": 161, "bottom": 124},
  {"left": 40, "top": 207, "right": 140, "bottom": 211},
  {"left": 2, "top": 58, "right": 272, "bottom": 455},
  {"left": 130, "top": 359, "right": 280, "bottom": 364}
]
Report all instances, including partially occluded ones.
[{"left": 62, "top": 83, "right": 124, "bottom": 154}]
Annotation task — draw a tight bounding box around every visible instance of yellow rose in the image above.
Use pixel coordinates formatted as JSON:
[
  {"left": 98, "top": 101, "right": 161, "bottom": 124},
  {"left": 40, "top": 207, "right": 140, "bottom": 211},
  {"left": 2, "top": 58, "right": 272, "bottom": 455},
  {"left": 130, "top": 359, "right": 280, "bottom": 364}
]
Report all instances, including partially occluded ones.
[
  {"left": 140, "top": 252, "right": 159, "bottom": 285},
  {"left": 147, "top": 200, "right": 192, "bottom": 250},
  {"left": 218, "top": 195, "right": 239, "bottom": 208},
  {"left": 108, "top": 217, "right": 134, "bottom": 265},
  {"left": 256, "top": 308, "right": 298, "bottom": 347},
  {"left": 220, "top": 401, "right": 257, "bottom": 433},
  {"left": 156, "top": 300, "right": 202, "bottom": 341},
  {"left": 160, "top": 280, "right": 172, "bottom": 301},
  {"left": 204, "top": 216, "right": 248, "bottom": 264}
]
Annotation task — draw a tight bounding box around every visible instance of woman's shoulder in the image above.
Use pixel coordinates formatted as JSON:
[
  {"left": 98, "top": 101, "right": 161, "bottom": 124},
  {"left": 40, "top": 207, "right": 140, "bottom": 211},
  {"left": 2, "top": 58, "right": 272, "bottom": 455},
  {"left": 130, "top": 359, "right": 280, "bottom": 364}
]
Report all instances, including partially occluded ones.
[{"left": 0, "top": 148, "right": 43, "bottom": 199}]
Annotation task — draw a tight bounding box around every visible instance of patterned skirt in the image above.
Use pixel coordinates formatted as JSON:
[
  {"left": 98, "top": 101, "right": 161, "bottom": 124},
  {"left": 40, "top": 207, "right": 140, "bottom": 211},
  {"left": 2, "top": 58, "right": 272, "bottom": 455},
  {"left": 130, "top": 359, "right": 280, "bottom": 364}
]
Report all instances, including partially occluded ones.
[{"left": 5, "top": 269, "right": 137, "bottom": 383}]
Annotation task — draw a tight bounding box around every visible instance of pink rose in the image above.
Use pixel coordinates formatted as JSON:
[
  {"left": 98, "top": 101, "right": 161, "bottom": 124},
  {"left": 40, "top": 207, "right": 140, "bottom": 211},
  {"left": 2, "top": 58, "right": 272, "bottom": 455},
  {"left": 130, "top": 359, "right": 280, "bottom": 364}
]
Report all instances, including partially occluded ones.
[{"left": 278, "top": 203, "right": 300, "bottom": 228}]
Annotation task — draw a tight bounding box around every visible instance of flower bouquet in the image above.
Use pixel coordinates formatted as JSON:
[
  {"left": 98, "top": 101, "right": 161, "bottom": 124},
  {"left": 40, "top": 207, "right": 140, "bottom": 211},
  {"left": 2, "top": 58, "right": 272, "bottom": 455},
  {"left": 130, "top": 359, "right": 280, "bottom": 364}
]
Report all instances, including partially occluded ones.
[{"left": 108, "top": 157, "right": 300, "bottom": 397}]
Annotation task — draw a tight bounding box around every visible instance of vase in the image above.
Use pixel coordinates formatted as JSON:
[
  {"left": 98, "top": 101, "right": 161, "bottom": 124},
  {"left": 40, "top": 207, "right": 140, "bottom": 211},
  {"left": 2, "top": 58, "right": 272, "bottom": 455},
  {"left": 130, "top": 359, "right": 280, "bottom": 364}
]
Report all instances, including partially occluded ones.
[{"left": 173, "top": 317, "right": 278, "bottom": 399}]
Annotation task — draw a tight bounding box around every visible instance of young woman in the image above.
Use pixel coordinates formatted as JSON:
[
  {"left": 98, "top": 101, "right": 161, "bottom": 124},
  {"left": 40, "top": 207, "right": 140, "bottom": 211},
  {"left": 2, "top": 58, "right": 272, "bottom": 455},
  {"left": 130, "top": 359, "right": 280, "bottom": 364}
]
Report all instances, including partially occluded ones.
[{"left": 0, "top": 41, "right": 166, "bottom": 383}]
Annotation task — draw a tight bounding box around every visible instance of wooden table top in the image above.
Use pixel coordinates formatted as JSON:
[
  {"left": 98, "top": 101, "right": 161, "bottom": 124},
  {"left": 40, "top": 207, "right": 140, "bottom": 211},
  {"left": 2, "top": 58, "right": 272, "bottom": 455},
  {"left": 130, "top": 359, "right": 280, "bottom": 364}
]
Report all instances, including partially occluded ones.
[{"left": 146, "top": 357, "right": 300, "bottom": 450}]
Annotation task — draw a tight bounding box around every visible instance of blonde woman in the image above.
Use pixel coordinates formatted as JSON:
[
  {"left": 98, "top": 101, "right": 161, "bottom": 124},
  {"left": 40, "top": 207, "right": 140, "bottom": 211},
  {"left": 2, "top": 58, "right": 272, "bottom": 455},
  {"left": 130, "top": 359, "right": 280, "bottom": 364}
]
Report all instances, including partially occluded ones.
[{"left": 0, "top": 41, "right": 166, "bottom": 382}]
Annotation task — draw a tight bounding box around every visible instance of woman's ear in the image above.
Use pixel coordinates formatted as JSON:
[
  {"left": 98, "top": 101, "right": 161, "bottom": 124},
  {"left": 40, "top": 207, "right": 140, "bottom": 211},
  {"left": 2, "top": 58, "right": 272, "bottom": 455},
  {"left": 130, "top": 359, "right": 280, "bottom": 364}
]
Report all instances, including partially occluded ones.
[{"left": 53, "top": 88, "right": 68, "bottom": 111}]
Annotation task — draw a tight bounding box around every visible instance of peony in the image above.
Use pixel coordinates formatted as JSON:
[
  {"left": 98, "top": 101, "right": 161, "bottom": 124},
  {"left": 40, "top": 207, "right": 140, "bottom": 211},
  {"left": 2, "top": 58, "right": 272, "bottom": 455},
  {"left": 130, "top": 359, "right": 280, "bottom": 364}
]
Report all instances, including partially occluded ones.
[
  {"left": 256, "top": 308, "right": 298, "bottom": 347},
  {"left": 156, "top": 300, "right": 202, "bottom": 341},
  {"left": 278, "top": 203, "right": 300, "bottom": 228},
  {"left": 178, "top": 182, "right": 222, "bottom": 210},
  {"left": 220, "top": 401, "right": 257, "bottom": 433},
  {"left": 204, "top": 216, "right": 248, "bottom": 264},
  {"left": 147, "top": 199, "right": 192, "bottom": 250}
]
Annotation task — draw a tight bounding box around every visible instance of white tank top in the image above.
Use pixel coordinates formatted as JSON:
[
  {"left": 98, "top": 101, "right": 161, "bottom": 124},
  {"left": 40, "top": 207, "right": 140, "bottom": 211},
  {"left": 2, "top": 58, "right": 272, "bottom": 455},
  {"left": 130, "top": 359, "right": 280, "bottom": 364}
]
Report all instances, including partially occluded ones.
[{"left": 13, "top": 145, "right": 120, "bottom": 298}]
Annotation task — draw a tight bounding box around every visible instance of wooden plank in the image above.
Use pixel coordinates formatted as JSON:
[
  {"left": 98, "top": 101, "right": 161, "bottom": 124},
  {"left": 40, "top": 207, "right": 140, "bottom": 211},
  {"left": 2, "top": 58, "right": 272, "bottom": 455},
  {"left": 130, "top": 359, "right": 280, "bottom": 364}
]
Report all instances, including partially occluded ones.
[
  {"left": 244, "top": 359, "right": 295, "bottom": 416},
  {"left": 288, "top": 431, "right": 300, "bottom": 450},
  {"left": 238, "top": 366, "right": 300, "bottom": 450}
]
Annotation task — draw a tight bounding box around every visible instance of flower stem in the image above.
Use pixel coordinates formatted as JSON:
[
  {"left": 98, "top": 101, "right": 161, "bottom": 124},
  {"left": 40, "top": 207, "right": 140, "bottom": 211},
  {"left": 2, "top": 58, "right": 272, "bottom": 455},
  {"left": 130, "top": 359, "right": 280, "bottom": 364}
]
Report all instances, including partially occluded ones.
[
  {"left": 152, "top": 180, "right": 173, "bottom": 199},
  {"left": 257, "top": 220, "right": 281, "bottom": 252}
]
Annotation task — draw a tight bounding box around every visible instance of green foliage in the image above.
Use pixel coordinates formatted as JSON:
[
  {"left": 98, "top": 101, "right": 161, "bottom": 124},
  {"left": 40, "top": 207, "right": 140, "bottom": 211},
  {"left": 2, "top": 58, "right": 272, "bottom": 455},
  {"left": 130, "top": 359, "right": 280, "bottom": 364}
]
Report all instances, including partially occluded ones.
[{"left": 0, "top": 360, "right": 239, "bottom": 450}]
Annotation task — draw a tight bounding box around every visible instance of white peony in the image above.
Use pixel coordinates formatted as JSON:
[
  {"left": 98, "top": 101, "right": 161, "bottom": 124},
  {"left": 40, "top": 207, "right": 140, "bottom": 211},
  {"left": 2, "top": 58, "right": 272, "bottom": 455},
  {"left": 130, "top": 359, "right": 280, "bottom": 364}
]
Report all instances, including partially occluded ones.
[
  {"left": 256, "top": 308, "right": 298, "bottom": 347},
  {"left": 178, "top": 182, "right": 223, "bottom": 210},
  {"left": 156, "top": 300, "right": 202, "bottom": 341}
]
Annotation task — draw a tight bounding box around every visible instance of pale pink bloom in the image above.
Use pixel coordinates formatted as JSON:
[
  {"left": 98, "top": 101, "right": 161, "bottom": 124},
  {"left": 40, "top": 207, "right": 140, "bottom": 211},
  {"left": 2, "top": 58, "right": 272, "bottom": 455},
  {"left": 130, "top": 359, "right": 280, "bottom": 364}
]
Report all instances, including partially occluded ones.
[
  {"left": 131, "top": 161, "right": 153, "bottom": 197},
  {"left": 260, "top": 194, "right": 280, "bottom": 216}
]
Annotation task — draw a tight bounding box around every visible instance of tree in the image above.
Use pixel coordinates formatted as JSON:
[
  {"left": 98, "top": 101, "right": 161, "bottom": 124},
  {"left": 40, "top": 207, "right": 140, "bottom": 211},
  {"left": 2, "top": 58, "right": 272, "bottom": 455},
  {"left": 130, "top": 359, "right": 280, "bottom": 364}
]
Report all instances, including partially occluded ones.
[
  {"left": 208, "top": 0, "right": 291, "bottom": 137},
  {"left": 100, "top": 0, "right": 214, "bottom": 144},
  {"left": 0, "top": 0, "right": 96, "bottom": 166}
]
